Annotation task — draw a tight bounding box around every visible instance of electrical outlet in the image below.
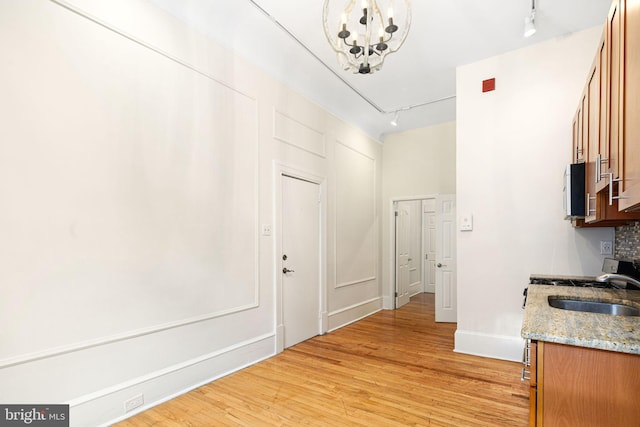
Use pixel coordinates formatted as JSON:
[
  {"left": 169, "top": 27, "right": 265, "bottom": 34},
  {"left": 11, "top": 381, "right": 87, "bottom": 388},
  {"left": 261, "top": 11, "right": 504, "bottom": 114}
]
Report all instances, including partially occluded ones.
[
  {"left": 124, "top": 394, "right": 144, "bottom": 413},
  {"left": 600, "top": 241, "right": 613, "bottom": 255},
  {"left": 261, "top": 224, "right": 272, "bottom": 236}
]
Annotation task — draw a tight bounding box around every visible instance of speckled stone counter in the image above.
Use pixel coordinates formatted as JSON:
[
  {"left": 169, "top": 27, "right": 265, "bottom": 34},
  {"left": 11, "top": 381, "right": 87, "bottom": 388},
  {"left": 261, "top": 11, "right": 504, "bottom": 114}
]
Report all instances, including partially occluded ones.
[{"left": 521, "top": 285, "right": 640, "bottom": 354}]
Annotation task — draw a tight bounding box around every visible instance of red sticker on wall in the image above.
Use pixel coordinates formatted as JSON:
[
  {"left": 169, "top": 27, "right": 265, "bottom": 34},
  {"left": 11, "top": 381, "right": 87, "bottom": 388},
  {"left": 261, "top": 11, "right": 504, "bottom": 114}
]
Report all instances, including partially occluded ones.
[{"left": 482, "top": 78, "right": 495, "bottom": 92}]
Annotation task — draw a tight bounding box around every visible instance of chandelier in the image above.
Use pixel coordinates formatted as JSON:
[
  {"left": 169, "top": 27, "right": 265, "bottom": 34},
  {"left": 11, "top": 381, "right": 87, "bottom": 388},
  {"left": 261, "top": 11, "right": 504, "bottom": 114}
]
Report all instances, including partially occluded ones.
[{"left": 323, "top": 0, "right": 411, "bottom": 74}]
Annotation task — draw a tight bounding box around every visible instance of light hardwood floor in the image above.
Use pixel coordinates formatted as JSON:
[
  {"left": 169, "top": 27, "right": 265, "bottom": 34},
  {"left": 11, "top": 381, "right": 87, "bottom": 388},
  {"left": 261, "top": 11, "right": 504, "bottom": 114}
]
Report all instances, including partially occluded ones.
[{"left": 115, "top": 293, "right": 529, "bottom": 426}]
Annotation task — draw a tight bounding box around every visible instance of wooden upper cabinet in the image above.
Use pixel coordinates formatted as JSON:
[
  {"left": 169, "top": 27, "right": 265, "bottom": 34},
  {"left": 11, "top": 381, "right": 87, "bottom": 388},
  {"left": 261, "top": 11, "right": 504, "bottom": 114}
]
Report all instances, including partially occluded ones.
[
  {"left": 619, "top": 0, "right": 640, "bottom": 211},
  {"left": 580, "top": 0, "right": 640, "bottom": 224},
  {"left": 583, "top": 29, "right": 640, "bottom": 224}
]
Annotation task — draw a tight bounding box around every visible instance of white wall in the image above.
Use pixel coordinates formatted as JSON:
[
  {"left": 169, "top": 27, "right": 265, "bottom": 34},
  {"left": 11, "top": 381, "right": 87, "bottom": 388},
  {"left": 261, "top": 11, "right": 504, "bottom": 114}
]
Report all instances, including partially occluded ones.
[
  {"left": 381, "top": 122, "right": 456, "bottom": 306},
  {"left": 456, "top": 26, "right": 615, "bottom": 361},
  {"left": 0, "top": 1, "right": 381, "bottom": 425}
]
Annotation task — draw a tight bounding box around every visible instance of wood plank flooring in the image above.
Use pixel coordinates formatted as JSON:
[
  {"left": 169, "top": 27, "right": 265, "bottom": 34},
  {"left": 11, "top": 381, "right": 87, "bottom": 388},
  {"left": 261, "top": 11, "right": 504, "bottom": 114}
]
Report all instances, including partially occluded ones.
[{"left": 115, "top": 293, "right": 529, "bottom": 426}]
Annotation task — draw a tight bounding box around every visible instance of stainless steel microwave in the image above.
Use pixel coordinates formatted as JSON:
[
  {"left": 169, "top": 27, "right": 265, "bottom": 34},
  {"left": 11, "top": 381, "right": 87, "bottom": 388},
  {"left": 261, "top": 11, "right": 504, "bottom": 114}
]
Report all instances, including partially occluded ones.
[{"left": 564, "top": 163, "right": 585, "bottom": 219}]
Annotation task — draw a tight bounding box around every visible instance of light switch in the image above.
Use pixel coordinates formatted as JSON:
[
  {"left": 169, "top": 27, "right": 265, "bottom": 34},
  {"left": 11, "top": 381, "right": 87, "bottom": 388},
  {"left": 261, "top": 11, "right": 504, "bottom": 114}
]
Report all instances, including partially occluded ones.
[{"left": 460, "top": 214, "right": 473, "bottom": 231}]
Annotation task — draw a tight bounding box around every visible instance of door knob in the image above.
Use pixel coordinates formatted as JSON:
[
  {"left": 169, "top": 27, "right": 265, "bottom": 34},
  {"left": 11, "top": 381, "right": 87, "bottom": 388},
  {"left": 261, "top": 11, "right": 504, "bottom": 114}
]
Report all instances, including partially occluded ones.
[
  {"left": 437, "top": 263, "right": 443, "bottom": 268},
  {"left": 283, "top": 268, "right": 295, "bottom": 274}
]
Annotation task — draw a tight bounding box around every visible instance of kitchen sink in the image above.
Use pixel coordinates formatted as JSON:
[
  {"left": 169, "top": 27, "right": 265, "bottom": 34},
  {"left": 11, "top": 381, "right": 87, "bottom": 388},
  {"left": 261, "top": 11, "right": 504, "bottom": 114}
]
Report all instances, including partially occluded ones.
[{"left": 548, "top": 296, "right": 640, "bottom": 316}]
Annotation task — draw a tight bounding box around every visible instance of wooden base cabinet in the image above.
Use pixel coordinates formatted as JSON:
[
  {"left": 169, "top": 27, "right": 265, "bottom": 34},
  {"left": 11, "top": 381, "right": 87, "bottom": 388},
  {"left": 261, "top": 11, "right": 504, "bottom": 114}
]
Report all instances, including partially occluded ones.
[{"left": 530, "top": 341, "right": 640, "bottom": 427}]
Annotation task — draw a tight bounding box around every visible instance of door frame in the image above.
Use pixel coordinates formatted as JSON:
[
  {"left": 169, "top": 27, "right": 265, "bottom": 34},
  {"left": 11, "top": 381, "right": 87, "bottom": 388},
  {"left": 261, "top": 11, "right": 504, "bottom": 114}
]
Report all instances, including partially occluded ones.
[
  {"left": 273, "top": 162, "right": 327, "bottom": 353},
  {"left": 389, "top": 195, "right": 436, "bottom": 308}
]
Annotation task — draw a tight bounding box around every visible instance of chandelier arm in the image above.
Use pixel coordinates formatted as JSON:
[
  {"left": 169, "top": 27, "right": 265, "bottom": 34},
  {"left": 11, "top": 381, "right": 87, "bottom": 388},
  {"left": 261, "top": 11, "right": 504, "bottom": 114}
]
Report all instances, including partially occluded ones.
[{"left": 385, "top": 0, "right": 411, "bottom": 54}]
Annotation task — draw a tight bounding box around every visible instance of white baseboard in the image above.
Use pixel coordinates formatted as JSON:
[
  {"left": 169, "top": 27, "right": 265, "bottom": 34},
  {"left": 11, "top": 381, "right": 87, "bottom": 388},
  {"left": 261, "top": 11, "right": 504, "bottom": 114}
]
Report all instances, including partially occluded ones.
[
  {"left": 454, "top": 329, "right": 525, "bottom": 362},
  {"left": 72, "top": 334, "right": 275, "bottom": 427},
  {"left": 327, "top": 297, "right": 382, "bottom": 332}
]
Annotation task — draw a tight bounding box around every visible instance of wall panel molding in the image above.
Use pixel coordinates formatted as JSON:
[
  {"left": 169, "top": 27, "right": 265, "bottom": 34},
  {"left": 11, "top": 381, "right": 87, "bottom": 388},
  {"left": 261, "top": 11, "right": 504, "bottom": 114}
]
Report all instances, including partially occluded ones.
[
  {"left": 334, "top": 141, "right": 377, "bottom": 289},
  {"left": 273, "top": 109, "right": 326, "bottom": 158},
  {"left": 327, "top": 297, "right": 382, "bottom": 332},
  {"left": 1, "top": 0, "right": 261, "bottom": 362}
]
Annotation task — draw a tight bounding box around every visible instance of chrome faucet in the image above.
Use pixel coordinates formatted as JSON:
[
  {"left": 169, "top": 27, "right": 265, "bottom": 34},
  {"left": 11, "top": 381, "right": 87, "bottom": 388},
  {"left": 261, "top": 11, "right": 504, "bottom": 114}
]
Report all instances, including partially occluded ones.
[{"left": 596, "top": 273, "right": 640, "bottom": 289}]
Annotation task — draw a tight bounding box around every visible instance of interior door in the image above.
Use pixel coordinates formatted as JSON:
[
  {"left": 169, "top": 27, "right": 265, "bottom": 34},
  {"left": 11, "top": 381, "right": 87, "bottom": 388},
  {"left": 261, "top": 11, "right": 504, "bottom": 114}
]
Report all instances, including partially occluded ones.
[
  {"left": 407, "top": 200, "right": 422, "bottom": 296},
  {"left": 281, "top": 174, "right": 321, "bottom": 348},
  {"left": 423, "top": 199, "right": 436, "bottom": 293},
  {"left": 395, "top": 202, "right": 411, "bottom": 308},
  {"left": 435, "top": 194, "right": 457, "bottom": 322}
]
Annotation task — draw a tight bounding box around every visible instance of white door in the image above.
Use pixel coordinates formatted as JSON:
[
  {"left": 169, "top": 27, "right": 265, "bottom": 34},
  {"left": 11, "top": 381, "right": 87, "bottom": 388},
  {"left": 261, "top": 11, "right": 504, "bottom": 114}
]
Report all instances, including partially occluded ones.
[
  {"left": 395, "top": 202, "right": 411, "bottom": 308},
  {"left": 282, "top": 175, "right": 321, "bottom": 347},
  {"left": 407, "top": 200, "right": 423, "bottom": 296},
  {"left": 435, "top": 194, "right": 457, "bottom": 322},
  {"left": 423, "top": 199, "right": 436, "bottom": 294}
]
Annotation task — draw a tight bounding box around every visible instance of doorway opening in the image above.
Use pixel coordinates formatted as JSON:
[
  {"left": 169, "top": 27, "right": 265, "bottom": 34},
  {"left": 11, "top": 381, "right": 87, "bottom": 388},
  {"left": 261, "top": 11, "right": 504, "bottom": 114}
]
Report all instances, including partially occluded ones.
[{"left": 392, "top": 195, "right": 457, "bottom": 322}]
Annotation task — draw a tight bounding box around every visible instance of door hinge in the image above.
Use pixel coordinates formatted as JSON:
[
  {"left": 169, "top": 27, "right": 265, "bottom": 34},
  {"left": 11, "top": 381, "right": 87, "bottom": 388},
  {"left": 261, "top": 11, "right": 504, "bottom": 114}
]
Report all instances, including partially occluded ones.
[
  {"left": 425, "top": 254, "right": 428, "bottom": 260},
  {"left": 395, "top": 211, "right": 398, "bottom": 217},
  {"left": 395, "top": 292, "right": 398, "bottom": 297}
]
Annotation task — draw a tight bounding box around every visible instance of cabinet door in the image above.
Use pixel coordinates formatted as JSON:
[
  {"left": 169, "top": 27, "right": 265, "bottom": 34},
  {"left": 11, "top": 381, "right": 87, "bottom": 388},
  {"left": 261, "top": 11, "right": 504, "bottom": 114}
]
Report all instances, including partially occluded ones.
[
  {"left": 572, "top": 112, "right": 580, "bottom": 164},
  {"left": 574, "top": 98, "right": 586, "bottom": 164},
  {"left": 542, "top": 343, "right": 640, "bottom": 426},
  {"left": 619, "top": 0, "right": 640, "bottom": 210},
  {"left": 606, "top": 0, "right": 622, "bottom": 180},
  {"left": 586, "top": 60, "right": 599, "bottom": 221},
  {"left": 529, "top": 341, "right": 538, "bottom": 427},
  {"left": 597, "top": 33, "right": 609, "bottom": 193}
]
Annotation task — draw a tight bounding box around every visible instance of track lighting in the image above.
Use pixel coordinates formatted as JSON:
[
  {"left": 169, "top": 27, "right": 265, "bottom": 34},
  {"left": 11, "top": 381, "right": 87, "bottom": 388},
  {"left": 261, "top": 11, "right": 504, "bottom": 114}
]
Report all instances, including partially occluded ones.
[
  {"left": 390, "top": 111, "right": 399, "bottom": 127},
  {"left": 524, "top": 0, "right": 536, "bottom": 38}
]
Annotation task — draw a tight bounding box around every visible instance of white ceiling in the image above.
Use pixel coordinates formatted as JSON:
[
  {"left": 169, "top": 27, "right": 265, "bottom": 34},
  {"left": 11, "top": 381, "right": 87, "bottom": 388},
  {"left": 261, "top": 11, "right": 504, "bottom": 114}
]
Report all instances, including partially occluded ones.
[{"left": 149, "top": 0, "right": 611, "bottom": 140}]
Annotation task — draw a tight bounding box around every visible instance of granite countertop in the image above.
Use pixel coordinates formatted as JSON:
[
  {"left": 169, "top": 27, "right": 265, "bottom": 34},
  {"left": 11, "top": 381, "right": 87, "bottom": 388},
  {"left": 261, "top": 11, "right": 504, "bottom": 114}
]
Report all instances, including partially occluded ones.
[{"left": 521, "top": 285, "right": 640, "bottom": 354}]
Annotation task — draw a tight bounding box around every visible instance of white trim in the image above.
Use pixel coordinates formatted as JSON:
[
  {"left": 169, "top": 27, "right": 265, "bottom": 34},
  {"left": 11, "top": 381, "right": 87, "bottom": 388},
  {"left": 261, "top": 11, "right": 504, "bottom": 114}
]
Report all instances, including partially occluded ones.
[
  {"left": 49, "top": 0, "right": 254, "bottom": 101},
  {"left": 67, "top": 333, "right": 275, "bottom": 408},
  {"left": 335, "top": 276, "right": 377, "bottom": 288},
  {"left": 333, "top": 141, "right": 378, "bottom": 293},
  {"left": 0, "top": 301, "right": 260, "bottom": 369},
  {"left": 88, "top": 335, "right": 275, "bottom": 427},
  {"left": 273, "top": 109, "right": 327, "bottom": 158},
  {"left": 327, "top": 297, "right": 382, "bottom": 332},
  {"left": 454, "top": 329, "right": 526, "bottom": 362}
]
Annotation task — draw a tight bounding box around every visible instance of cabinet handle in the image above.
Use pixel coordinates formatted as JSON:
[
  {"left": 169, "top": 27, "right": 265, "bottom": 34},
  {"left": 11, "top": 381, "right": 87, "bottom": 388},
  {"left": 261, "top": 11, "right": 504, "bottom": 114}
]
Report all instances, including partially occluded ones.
[
  {"left": 586, "top": 193, "right": 596, "bottom": 214},
  {"left": 608, "top": 173, "right": 625, "bottom": 206},
  {"left": 597, "top": 154, "right": 609, "bottom": 182}
]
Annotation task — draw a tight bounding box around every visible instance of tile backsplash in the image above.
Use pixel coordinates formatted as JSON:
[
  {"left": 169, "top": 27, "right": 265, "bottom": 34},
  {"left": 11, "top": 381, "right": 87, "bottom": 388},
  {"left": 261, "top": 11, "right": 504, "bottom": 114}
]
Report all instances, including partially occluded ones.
[{"left": 615, "top": 221, "right": 640, "bottom": 262}]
